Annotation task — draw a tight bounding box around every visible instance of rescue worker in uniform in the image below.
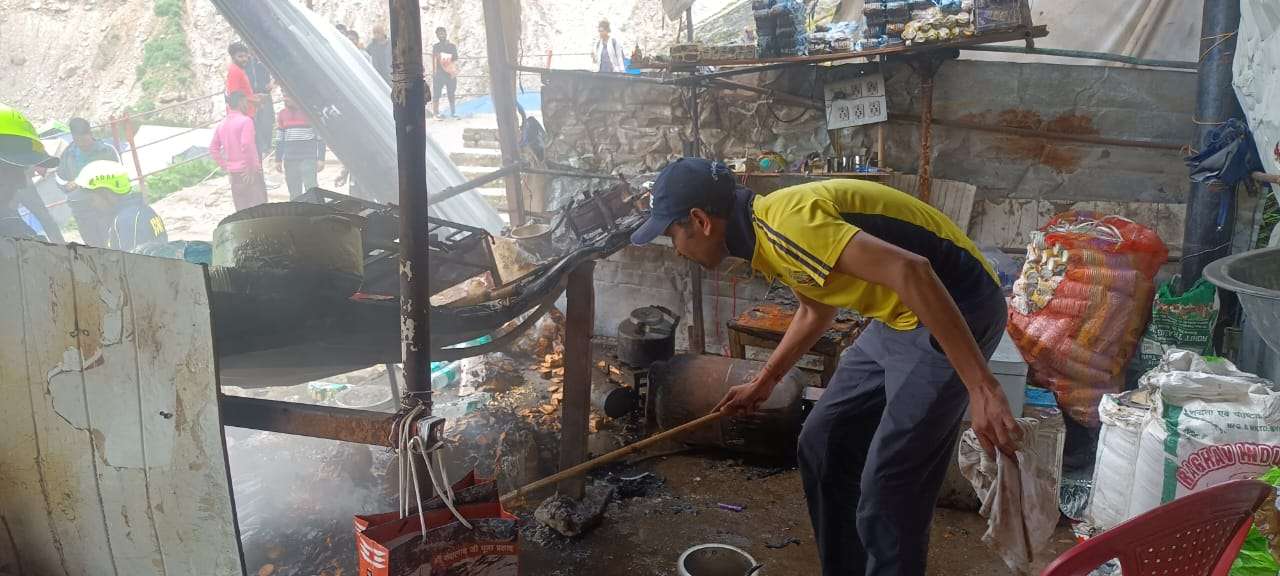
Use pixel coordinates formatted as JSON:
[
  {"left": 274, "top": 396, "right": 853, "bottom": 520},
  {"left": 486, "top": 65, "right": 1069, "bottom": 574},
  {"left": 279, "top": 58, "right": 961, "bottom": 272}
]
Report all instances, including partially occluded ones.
[
  {"left": 74, "top": 160, "right": 167, "bottom": 252},
  {"left": 0, "top": 105, "right": 59, "bottom": 239}
]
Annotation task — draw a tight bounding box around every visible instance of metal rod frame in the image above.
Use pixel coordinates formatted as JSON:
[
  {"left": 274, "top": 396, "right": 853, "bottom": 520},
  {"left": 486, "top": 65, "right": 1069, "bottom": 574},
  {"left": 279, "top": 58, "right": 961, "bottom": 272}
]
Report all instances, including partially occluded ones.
[
  {"left": 428, "top": 163, "right": 522, "bottom": 206},
  {"left": 962, "top": 45, "right": 1198, "bottom": 70},
  {"left": 220, "top": 395, "right": 399, "bottom": 447},
  {"left": 660, "top": 26, "right": 1049, "bottom": 83}
]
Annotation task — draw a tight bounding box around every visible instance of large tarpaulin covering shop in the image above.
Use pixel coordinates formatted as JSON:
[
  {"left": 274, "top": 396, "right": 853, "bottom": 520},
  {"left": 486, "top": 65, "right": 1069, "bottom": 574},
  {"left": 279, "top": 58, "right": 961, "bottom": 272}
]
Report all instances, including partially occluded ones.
[{"left": 1236, "top": 0, "right": 1280, "bottom": 181}]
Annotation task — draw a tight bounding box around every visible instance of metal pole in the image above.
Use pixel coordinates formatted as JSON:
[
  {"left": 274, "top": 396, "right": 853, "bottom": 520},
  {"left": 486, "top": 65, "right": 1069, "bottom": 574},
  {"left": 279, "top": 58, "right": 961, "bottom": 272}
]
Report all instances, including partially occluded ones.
[
  {"left": 918, "top": 69, "right": 934, "bottom": 204},
  {"left": 482, "top": 0, "right": 526, "bottom": 227},
  {"left": 682, "top": 6, "right": 707, "bottom": 354},
  {"left": 962, "top": 45, "right": 1198, "bottom": 71},
  {"left": 389, "top": 0, "right": 432, "bottom": 411},
  {"left": 1181, "top": 0, "right": 1242, "bottom": 286}
]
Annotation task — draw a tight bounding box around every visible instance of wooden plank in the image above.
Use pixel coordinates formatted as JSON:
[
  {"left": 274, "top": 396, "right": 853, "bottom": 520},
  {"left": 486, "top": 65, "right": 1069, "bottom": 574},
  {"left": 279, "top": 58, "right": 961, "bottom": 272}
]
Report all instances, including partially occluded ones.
[
  {"left": 0, "top": 239, "right": 242, "bottom": 575},
  {"left": 0, "top": 238, "right": 68, "bottom": 576},
  {"left": 557, "top": 261, "right": 596, "bottom": 499},
  {"left": 482, "top": 0, "right": 525, "bottom": 226},
  {"left": 70, "top": 247, "right": 164, "bottom": 574},
  {"left": 123, "top": 253, "right": 242, "bottom": 575},
  {"left": 970, "top": 198, "right": 1187, "bottom": 256},
  {"left": 11, "top": 239, "right": 114, "bottom": 576},
  {"left": 885, "top": 174, "right": 976, "bottom": 232}
]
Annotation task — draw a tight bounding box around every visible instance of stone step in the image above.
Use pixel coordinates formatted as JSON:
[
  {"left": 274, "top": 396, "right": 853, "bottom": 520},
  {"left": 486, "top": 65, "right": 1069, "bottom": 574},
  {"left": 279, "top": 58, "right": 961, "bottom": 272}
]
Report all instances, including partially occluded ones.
[
  {"left": 462, "top": 127, "right": 500, "bottom": 143},
  {"left": 465, "top": 139, "right": 501, "bottom": 150},
  {"left": 478, "top": 187, "right": 508, "bottom": 211},
  {"left": 449, "top": 150, "right": 502, "bottom": 168},
  {"left": 460, "top": 168, "right": 494, "bottom": 181}
]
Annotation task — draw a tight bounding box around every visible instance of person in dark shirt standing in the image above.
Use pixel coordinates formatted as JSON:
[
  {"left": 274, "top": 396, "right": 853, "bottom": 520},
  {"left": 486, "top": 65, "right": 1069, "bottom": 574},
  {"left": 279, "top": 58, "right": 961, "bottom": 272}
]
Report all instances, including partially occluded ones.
[
  {"left": 273, "top": 94, "right": 326, "bottom": 199},
  {"left": 431, "top": 27, "right": 459, "bottom": 119},
  {"left": 367, "top": 24, "right": 393, "bottom": 84},
  {"left": 56, "top": 117, "right": 121, "bottom": 246},
  {"left": 243, "top": 50, "right": 276, "bottom": 161}
]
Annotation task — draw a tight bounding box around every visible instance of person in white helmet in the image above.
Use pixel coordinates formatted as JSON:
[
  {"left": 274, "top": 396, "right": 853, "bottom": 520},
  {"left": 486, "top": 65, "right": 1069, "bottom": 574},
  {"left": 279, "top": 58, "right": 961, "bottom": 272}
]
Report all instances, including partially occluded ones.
[{"left": 74, "top": 160, "right": 167, "bottom": 252}]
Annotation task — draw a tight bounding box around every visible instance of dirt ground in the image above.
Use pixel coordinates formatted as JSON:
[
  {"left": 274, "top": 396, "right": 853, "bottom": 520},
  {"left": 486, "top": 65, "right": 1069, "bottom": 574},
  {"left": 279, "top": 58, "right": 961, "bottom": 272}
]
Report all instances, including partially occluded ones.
[
  {"left": 515, "top": 451, "right": 1077, "bottom": 575},
  {"left": 223, "top": 336, "right": 1077, "bottom": 576}
]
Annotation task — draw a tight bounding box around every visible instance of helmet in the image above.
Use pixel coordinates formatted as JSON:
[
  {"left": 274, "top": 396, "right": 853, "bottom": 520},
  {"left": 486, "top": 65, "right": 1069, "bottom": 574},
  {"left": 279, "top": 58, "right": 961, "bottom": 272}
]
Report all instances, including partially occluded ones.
[
  {"left": 75, "top": 160, "right": 133, "bottom": 195},
  {"left": 0, "top": 105, "right": 58, "bottom": 168}
]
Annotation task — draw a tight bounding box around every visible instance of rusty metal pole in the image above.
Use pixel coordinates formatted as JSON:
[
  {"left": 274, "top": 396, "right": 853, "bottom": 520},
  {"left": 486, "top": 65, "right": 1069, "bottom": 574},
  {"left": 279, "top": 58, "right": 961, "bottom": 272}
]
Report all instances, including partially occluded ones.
[
  {"left": 482, "top": 0, "right": 526, "bottom": 227},
  {"left": 682, "top": 7, "right": 707, "bottom": 354},
  {"left": 389, "top": 0, "right": 432, "bottom": 411}
]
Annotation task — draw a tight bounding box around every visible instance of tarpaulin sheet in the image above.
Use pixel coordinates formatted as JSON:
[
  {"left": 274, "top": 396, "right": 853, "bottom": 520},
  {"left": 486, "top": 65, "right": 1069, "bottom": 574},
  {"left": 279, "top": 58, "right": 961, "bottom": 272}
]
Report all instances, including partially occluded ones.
[
  {"left": 210, "top": 0, "right": 505, "bottom": 233},
  {"left": 1235, "top": 0, "right": 1280, "bottom": 179}
]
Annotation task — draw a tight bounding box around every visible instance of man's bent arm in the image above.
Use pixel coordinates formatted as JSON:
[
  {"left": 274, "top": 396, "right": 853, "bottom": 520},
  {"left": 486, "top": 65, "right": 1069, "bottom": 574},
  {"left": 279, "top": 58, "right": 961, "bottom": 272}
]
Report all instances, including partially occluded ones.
[
  {"left": 832, "top": 232, "right": 1020, "bottom": 454},
  {"left": 714, "top": 290, "right": 836, "bottom": 414},
  {"left": 758, "top": 291, "right": 837, "bottom": 387}
]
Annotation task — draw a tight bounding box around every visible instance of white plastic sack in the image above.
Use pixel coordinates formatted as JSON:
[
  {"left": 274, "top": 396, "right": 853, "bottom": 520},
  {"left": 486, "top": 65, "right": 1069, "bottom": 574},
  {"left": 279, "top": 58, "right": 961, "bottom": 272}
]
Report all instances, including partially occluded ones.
[
  {"left": 1087, "top": 388, "right": 1152, "bottom": 530},
  {"left": 1127, "top": 351, "right": 1278, "bottom": 519}
]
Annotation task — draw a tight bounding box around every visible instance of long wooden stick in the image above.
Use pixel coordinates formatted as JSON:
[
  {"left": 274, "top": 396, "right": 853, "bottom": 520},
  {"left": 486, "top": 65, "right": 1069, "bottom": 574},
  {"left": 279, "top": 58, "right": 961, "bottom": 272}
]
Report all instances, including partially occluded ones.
[{"left": 501, "top": 411, "right": 725, "bottom": 506}]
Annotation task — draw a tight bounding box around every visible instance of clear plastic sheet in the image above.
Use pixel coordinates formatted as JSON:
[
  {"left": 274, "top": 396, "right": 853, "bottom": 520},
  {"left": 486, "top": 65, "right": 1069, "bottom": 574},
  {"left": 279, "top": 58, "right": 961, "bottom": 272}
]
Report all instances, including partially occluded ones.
[{"left": 210, "top": 0, "right": 504, "bottom": 233}]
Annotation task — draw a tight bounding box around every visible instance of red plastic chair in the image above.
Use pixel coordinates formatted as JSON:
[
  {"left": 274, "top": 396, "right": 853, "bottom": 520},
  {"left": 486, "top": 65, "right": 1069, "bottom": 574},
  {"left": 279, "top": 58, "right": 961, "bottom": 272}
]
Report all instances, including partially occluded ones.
[{"left": 1042, "top": 479, "right": 1272, "bottom": 576}]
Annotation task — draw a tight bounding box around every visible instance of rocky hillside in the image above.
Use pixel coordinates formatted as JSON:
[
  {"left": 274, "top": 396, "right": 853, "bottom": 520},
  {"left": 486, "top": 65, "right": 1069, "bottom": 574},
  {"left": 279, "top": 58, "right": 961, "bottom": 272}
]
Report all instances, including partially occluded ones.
[{"left": 2, "top": 0, "right": 738, "bottom": 127}]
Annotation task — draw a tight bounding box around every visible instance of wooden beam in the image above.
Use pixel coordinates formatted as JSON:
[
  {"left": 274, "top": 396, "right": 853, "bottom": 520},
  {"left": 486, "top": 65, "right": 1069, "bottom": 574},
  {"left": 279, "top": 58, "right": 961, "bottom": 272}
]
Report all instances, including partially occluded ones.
[
  {"left": 482, "top": 0, "right": 526, "bottom": 226},
  {"left": 557, "top": 261, "right": 596, "bottom": 498},
  {"left": 688, "top": 261, "right": 706, "bottom": 354}
]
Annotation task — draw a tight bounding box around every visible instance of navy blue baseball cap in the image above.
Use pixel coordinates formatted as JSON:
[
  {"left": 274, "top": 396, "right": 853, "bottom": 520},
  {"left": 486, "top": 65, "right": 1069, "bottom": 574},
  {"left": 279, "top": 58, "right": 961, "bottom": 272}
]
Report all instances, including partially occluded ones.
[{"left": 631, "top": 157, "right": 736, "bottom": 245}]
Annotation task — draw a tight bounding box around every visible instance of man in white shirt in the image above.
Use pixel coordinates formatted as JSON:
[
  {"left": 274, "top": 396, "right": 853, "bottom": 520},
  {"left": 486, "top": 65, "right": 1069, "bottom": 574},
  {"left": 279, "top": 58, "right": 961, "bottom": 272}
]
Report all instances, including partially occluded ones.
[{"left": 592, "top": 19, "right": 626, "bottom": 74}]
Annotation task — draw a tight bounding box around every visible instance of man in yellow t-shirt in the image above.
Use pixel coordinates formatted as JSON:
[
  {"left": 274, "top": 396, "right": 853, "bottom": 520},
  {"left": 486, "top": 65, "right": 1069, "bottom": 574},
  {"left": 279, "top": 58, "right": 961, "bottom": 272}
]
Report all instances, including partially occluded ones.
[{"left": 631, "top": 157, "right": 1021, "bottom": 576}]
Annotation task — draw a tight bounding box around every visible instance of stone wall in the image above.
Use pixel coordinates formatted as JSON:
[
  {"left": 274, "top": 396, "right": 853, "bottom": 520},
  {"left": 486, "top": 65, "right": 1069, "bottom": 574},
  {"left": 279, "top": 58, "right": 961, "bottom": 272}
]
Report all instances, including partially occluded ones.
[
  {"left": 543, "top": 60, "right": 1199, "bottom": 250},
  {"left": 543, "top": 59, "right": 1199, "bottom": 344}
]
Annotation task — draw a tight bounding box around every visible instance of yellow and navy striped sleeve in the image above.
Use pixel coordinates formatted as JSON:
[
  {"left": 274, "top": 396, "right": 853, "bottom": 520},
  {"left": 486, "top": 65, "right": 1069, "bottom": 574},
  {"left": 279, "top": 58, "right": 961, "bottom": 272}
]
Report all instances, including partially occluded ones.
[{"left": 751, "top": 194, "right": 859, "bottom": 288}]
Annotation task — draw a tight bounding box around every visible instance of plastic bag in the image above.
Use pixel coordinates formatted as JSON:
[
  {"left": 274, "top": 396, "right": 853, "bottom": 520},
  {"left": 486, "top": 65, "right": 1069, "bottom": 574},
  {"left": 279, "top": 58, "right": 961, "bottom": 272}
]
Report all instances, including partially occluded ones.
[
  {"left": 1008, "top": 212, "right": 1168, "bottom": 427},
  {"left": 1137, "top": 276, "right": 1219, "bottom": 372},
  {"left": 1231, "top": 467, "right": 1280, "bottom": 576},
  {"left": 1087, "top": 388, "right": 1154, "bottom": 529}
]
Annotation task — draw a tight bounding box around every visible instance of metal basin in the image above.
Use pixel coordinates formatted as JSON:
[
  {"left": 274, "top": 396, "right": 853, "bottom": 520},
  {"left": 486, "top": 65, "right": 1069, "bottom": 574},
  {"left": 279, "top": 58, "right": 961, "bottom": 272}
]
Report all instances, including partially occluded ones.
[
  {"left": 678, "top": 544, "right": 758, "bottom": 576},
  {"left": 1204, "top": 246, "right": 1280, "bottom": 353}
]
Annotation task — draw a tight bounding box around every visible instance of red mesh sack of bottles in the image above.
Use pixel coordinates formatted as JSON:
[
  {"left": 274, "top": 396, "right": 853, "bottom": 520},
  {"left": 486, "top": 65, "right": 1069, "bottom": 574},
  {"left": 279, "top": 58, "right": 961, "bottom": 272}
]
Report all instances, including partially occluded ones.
[{"left": 1007, "top": 212, "right": 1168, "bottom": 427}]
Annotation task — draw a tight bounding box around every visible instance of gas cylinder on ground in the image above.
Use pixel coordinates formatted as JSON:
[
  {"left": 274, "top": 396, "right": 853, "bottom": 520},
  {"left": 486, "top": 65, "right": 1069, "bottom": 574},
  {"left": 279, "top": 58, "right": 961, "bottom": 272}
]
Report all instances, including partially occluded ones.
[{"left": 649, "top": 354, "right": 805, "bottom": 458}]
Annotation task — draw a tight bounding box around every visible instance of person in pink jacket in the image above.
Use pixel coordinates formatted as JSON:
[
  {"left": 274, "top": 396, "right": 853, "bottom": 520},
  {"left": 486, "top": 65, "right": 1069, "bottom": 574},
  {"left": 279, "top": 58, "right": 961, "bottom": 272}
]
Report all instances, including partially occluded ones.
[{"left": 210, "top": 91, "right": 267, "bottom": 210}]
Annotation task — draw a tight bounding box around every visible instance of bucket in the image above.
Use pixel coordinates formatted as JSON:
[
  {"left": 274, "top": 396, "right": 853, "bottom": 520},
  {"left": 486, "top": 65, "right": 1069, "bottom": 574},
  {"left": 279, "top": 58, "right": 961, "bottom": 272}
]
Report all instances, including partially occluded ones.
[
  {"left": 509, "top": 221, "right": 554, "bottom": 260},
  {"left": 677, "top": 544, "right": 759, "bottom": 576}
]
